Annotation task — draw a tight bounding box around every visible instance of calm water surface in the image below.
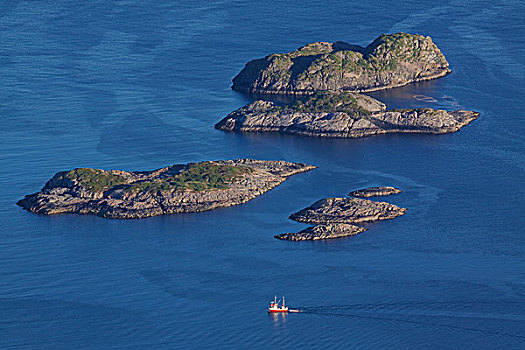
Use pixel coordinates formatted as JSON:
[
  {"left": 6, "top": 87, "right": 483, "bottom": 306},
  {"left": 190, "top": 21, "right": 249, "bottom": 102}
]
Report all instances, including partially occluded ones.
[{"left": 1, "top": 1, "right": 524, "bottom": 349}]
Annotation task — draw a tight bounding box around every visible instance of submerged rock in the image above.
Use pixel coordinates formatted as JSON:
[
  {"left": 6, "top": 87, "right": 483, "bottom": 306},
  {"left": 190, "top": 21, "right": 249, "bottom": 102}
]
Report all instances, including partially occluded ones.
[
  {"left": 232, "top": 33, "right": 451, "bottom": 95},
  {"left": 215, "top": 91, "right": 479, "bottom": 138},
  {"left": 275, "top": 223, "right": 367, "bottom": 241},
  {"left": 289, "top": 197, "right": 407, "bottom": 224},
  {"left": 349, "top": 186, "right": 402, "bottom": 198},
  {"left": 17, "top": 159, "right": 316, "bottom": 219}
]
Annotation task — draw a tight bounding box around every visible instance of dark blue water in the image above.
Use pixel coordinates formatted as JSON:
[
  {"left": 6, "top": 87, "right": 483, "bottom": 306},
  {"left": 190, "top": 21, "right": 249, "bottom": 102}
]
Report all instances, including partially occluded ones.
[{"left": 1, "top": 1, "right": 524, "bottom": 349}]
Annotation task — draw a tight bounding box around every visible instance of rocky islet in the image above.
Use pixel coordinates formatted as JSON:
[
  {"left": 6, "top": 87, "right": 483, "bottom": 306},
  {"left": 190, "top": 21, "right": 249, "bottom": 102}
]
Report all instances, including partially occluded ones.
[
  {"left": 289, "top": 197, "right": 407, "bottom": 224},
  {"left": 275, "top": 223, "right": 367, "bottom": 241},
  {"left": 349, "top": 186, "right": 403, "bottom": 198},
  {"left": 276, "top": 194, "right": 408, "bottom": 241},
  {"left": 232, "top": 33, "right": 451, "bottom": 95},
  {"left": 215, "top": 91, "right": 479, "bottom": 138},
  {"left": 18, "top": 159, "right": 316, "bottom": 219}
]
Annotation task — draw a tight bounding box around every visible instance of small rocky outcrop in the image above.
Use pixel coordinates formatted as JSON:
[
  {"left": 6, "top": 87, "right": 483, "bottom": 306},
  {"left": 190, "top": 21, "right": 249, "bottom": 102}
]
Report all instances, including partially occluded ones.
[
  {"left": 349, "top": 186, "right": 402, "bottom": 198},
  {"left": 232, "top": 33, "right": 450, "bottom": 95},
  {"left": 275, "top": 223, "right": 367, "bottom": 241},
  {"left": 17, "top": 159, "right": 316, "bottom": 219},
  {"left": 216, "top": 91, "right": 479, "bottom": 138},
  {"left": 276, "top": 196, "right": 407, "bottom": 241},
  {"left": 290, "top": 197, "right": 407, "bottom": 224}
]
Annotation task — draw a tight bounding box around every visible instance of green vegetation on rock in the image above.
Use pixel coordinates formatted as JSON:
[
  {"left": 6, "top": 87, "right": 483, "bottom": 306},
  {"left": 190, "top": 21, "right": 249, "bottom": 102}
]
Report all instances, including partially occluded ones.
[
  {"left": 18, "top": 160, "right": 316, "bottom": 219},
  {"left": 57, "top": 163, "right": 253, "bottom": 194},
  {"left": 125, "top": 163, "right": 252, "bottom": 193},
  {"left": 62, "top": 168, "right": 127, "bottom": 192},
  {"left": 272, "top": 92, "right": 372, "bottom": 116},
  {"left": 232, "top": 33, "right": 450, "bottom": 94}
]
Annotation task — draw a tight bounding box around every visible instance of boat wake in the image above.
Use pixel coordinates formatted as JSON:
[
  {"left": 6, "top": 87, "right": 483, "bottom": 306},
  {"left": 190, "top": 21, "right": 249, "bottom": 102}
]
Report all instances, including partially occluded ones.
[{"left": 288, "top": 301, "right": 525, "bottom": 341}]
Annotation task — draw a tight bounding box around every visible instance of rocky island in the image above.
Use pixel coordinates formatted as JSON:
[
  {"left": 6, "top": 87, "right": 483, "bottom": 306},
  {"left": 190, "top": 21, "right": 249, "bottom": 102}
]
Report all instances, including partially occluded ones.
[
  {"left": 349, "top": 186, "right": 402, "bottom": 197},
  {"left": 232, "top": 33, "right": 450, "bottom": 95},
  {"left": 276, "top": 196, "right": 407, "bottom": 241},
  {"left": 215, "top": 91, "right": 479, "bottom": 138},
  {"left": 17, "top": 159, "right": 316, "bottom": 219}
]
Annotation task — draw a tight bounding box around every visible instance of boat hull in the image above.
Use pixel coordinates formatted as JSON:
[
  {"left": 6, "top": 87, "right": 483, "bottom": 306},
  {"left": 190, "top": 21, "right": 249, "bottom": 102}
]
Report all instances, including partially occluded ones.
[{"left": 268, "top": 308, "right": 288, "bottom": 313}]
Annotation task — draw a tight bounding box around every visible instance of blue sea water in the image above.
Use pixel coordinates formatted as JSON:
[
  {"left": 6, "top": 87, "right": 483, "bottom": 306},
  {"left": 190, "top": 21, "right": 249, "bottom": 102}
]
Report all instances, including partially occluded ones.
[{"left": 1, "top": 0, "right": 524, "bottom": 349}]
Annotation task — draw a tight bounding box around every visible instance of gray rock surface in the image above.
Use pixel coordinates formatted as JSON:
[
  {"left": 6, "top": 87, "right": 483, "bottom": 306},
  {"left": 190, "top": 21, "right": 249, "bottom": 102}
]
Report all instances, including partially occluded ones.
[
  {"left": 289, "top": 197, "right": 407, "bottom": 224},
  {"left": 232, "top": 33, "right": 450, "bottom": 95},
  {"left": 275, "top": 223, "right": 367, "bottom": 241},
  {"left": 17, "top": 159, "right": 316, "bottom": 219},
  {"left": 349, "top": 186, "right": 402, "bottom": 198},
  {"left": 215, "top": 94, "right": 479, "bottom": 138}
]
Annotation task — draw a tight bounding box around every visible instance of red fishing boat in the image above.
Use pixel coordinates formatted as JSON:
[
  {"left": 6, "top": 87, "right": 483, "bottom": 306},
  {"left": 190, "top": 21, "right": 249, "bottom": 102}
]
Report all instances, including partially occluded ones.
[{"left": 268, "top": 296, "right": 289, "bottom": 313}]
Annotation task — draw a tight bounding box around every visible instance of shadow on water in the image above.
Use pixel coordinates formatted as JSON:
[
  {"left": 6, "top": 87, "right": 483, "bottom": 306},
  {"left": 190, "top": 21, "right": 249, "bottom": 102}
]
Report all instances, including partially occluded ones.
[
  {"left": 95, "top": 109, "right": 211, "bottom": 160},
  {"left": 367, "top": 78, "right": 466, "bottom": 110},
  {"left": 233, "top": 78, "right": 466, "bottom": 110},
  {"left": 234, "top": 90, "right": 302, "bottom": 105}
]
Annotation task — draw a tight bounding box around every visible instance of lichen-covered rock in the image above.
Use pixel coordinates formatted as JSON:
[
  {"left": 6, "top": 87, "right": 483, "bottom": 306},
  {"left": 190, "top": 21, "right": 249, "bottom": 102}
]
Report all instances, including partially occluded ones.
[
  {"left": 232, "top": 33, "right": 450, "bottom": 94},
  {"left": 275, "top": 223, "right": 367, "bottom": 241},
  {"left": 215, "top": 92, "right": 479, "bottom": 138},
  {"left": 289, "top": 197, "right": 407, "bottom": 224},
  {"left": 17, "top": 159, "right": 316, "bottom": 219},
  {"left": 349, "top": 186, "right": 402, "bottom": 198}
]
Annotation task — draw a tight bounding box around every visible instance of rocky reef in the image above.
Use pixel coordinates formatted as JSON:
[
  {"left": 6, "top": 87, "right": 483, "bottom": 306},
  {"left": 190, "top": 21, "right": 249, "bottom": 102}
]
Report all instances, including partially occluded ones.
[
  {"left": 349, "top": 186, "right": 402, "bottom": 198},
  {"left": 17, "top": 159, "right": 316, "bottom": 219},
  {"left": 275, "top": 223, "right": 366, "bottom": 241},
  {"left": 215, "top": 91, "right": 479, "bottom": 138},
  {"left": 232, "top": 33, "right": 450, "bottom": 95},
  {"left": 276, "top": 196, "right": 407, "bottom": 241}
]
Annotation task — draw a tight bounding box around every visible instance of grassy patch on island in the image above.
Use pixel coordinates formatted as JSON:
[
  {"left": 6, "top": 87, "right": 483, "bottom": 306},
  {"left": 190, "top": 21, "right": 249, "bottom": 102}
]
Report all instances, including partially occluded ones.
[
  {"left": 271, "top": 92, "right": 372, "bottom": 116},
  {"left": 125, "top": 163, "right": 252, "bottom": 193},
  {"left": 61, "top": 168, "right": 128, "bottom": 192}
]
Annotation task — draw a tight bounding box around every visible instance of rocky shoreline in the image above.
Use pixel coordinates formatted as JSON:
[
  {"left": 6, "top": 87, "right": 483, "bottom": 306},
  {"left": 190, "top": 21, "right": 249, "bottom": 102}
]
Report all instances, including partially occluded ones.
[
  {"left": 232, "top": 69, "right": 450, "bottom": 96},
  {"left": 216, "top": 92, "right": 479, "bottom": 138},
  {"left": 18, "top": 159, "right": 316, "bottom": 219},
  {"left": 275, "top": 223, "right": 367, "bottom": 241}
]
